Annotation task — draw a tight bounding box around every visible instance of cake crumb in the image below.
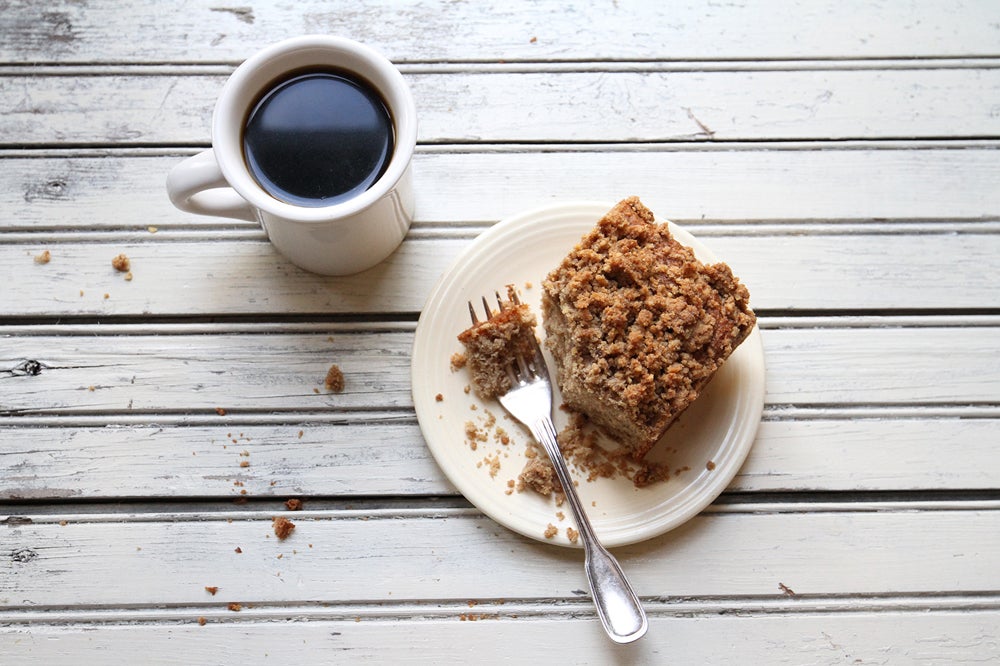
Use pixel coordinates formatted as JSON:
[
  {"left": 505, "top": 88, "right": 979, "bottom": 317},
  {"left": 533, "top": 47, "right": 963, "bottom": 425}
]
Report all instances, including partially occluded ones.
[
  {"left": 284, "top": 498, "right": 303, "bottom": 511},
  {"left": 518, "top": 456, "right": 561, "bottom": 497},
  {"left": 706, "top": 460, "right": 717, "bottom": 471},
  {"left": 234, "top": 546, "right": 242, "bottom": 554},
  {"left": 450, "top": 352, "right": 467, "bottom": 371},
  {"left": 566, "top": 527, "right": 579, "bottom": 544},
  {"left": 34, "top": 250, "right": 51, "bottom": 264},
  {"left": 197, "top": 616, "right": 207, "bottom": 626},
  {"left": 239, "top": 460, "right": 249, "bottom": 468},
  {"left": 324, "top": 364, "right": 345, "bottom": 392},
  {"left": 633, "top": 461, "right": 671, "bottom": 487},
  {"left": 147, "top": 226, "right": 158, "bottom": 233},
  {"left": 204, "top": 586, "right": 219, "bottom": 595},
  {"left": 543, "top": 523, "right": 558, "bottom": 539},
  {"left": 215, "top": 407, "right": 227, "bottom": 416},
  {"left": 227, "top": 603, "right": 242, "bottom": 612},
  {"left": 435, "top": 393, "right": 444, "bottom": 402},
  {"left": 272, "top": 516, "right": 295, "bottom": 540},
  {"left": 111, "top": 253, "right": 130, "bottom": 272},
  {"left": 124, "top": 271, "right": 133, "bottom": 281}
]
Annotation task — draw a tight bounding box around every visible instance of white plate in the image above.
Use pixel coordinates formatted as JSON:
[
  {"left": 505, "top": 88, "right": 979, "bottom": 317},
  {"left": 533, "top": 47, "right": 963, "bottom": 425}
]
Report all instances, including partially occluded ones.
[{"left": 412, "top": 202, "right": 765, "bottom": 547}]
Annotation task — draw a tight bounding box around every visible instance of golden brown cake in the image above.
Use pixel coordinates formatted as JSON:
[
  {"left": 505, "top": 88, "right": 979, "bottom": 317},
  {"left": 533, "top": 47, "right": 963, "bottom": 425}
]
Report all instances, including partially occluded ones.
[
  {"left": 541, "top": 197, "right": 756, "bottom": 460},
  {"left": 457, "top": 286, "right": 538, "bottom": 399}
]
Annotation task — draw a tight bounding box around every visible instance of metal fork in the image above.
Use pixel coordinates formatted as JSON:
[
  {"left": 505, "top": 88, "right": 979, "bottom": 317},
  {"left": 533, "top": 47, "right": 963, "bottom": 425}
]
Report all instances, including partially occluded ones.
[{"left": 470, "top": 292, "right": 648, "bottom": 644}]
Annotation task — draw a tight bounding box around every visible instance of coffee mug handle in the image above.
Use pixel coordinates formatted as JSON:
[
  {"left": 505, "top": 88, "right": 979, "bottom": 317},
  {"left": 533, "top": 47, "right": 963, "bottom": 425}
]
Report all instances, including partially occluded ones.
[{"left": 166, "top": 149, "right": 258, "bottom": 222}]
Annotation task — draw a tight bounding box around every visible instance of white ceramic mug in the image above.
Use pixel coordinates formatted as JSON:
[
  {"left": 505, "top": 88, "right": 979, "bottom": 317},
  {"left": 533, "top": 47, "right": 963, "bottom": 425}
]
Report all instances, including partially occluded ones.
[{"left": 166, "top": 36, "right": 417, "bottom": 275}]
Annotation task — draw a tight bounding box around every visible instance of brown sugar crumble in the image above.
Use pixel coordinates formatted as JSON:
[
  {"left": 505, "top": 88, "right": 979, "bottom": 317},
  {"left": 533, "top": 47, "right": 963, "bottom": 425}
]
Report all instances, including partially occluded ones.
[
  {"left": 324, "top": 364, "right": 345, "bottom": 392},
  {"left": 272, "top": 516, "right": 295, "bottom": 540},
  {"left": 111, "top": 253, "right": 130, "bottom": 272},
  {"left": 284, "top": 498, "right": 303, "bottom": 511},
  {"left": 541, "top": 196, "right": 755, "bottom": 460},
  {"left": 450, "top": 352, "right": 468, "bottom": 371}
]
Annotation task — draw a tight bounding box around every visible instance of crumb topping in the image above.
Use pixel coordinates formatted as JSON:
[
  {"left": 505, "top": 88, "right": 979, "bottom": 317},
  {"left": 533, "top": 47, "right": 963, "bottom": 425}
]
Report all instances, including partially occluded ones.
[{"left": 542, "top": 197, "right": 755, "bottom": 458}]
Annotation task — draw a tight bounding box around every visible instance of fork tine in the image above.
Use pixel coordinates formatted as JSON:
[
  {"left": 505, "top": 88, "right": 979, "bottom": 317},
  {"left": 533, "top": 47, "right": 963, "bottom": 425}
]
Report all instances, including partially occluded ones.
[
  {"left": 481, "top": 295, "right": 493, "bottom": 320},
  {"left": 495, "top": 290, "right": 505, "bottom": 311},
  {"left": 514, "top": 349, "right": 532, "bottom": 380},
  {"left": 503, "top": 361, "right": 519, "bottom": 387},
  {"left": 467, "top": 300, "right": 480, "bottom": 325}
]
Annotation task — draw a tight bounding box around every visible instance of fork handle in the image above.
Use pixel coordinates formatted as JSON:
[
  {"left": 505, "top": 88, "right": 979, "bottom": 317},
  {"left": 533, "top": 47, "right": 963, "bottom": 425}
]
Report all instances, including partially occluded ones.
[{"left": 532, "top": 417, "right": 648, "bottom": 643}]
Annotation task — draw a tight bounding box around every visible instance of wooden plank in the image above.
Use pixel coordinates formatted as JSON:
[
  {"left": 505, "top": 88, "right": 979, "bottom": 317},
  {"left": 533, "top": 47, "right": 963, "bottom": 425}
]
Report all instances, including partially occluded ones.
[
  {"left": 1, "top": 610, "right": 998, "bottom": 665},
  {"left": 3, "top": 68, "right": 1000, "bottom": 145},
  {"left": 1, "top": 417, "right": 998, "bottom": 501},
  {"left": 3, "top": 148, "right": 998, "bottom": 233},
  {"left": 1, "top": 0, "right": 997, "bottom": 63},
  {"left": 0, "top": 325, "right": 997, "bottom": 412},
  {"left": 2, "top": 231, "right": 998, "bottom": 315},
  {"left": 2, "top": 508, "right": 998, "bottom": 606}
]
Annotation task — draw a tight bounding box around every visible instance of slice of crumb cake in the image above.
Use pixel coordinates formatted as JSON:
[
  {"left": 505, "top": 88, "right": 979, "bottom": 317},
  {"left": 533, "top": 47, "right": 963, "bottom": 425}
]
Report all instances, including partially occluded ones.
[{"left": 541, "top": 197, "right": 756, "bottom": 460}]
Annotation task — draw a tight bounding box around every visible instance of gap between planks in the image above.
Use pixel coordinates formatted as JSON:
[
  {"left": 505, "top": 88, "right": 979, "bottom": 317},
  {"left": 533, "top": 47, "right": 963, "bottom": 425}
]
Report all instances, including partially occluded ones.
[
  {"left": 2, "top": 593, "right": 1000, "bottom": 626},
  {"left": 4, "top": 498, "right": 1000, "bottom": 524},
  {"left": 5, "top": 220, "right": 1000, "bottom": 243},
  {"left": 2, "top": 313, "right": 1000, "bottom": 335},
  {"left": 2, "top": 139, "right": 1000, "bottom": 159},
  {"left": 2, "top": 57, "right": 1000, "bottom": 77}
]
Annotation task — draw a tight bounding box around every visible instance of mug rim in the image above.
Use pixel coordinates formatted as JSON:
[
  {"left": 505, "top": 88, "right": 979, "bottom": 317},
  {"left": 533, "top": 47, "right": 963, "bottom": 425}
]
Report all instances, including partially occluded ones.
[{"left": 212, "top": 35, "right": 417, "bottom": 224}]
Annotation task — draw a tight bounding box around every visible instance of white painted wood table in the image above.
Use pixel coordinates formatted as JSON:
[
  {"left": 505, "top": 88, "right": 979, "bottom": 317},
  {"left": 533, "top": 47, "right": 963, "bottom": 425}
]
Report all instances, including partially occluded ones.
[{"left": 2, "top": 2, "right": 999, "bottom": 663}]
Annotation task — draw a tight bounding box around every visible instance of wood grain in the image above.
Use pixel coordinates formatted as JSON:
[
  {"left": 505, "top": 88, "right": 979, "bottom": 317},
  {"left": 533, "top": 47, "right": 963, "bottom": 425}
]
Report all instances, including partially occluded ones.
[
  {"left": 3, "top": 68, "right": 1000, "bottom": 146},
  {"left": 2, "top": 610, "right": 998, "bottom": 666},
  {"left": 2, "top": 1, "right": 998, "bottom": 64},
  {"left": 2, "top": 326, "right": 998, "bottom": 416},
  {"left": 2, "top": 231, "right": 998, "bottom": 316},
  {"left": 3, "top": 147, "right": 1000, "bottom": 232},
  {"left": 3, "top": 507, "right": 998, "bottom": 606},
  {"left": 2, "top": 416, "right": 998, "bottom": 500}
]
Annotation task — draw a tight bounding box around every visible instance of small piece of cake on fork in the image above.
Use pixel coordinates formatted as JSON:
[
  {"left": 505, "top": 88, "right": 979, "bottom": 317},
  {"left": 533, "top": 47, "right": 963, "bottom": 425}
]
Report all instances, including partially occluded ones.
[
  {"left": 457, "top": 286, "right": 538, "bottom": 400},
  {"left": 541, "top": 197, "right": 756, "bottom": 460}
]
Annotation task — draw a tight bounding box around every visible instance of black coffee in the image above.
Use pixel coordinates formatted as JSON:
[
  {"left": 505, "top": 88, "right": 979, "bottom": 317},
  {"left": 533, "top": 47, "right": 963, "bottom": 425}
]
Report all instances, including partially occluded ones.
[{"left": 243, "top": 69, "right": 394, "bottom": 207}]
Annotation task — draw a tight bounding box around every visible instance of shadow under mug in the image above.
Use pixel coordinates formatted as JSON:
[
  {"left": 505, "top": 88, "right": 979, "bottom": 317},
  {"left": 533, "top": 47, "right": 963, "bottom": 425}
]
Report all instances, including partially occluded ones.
[{"left": 166, "top": 35, "right": 417, "bottom": 276}]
